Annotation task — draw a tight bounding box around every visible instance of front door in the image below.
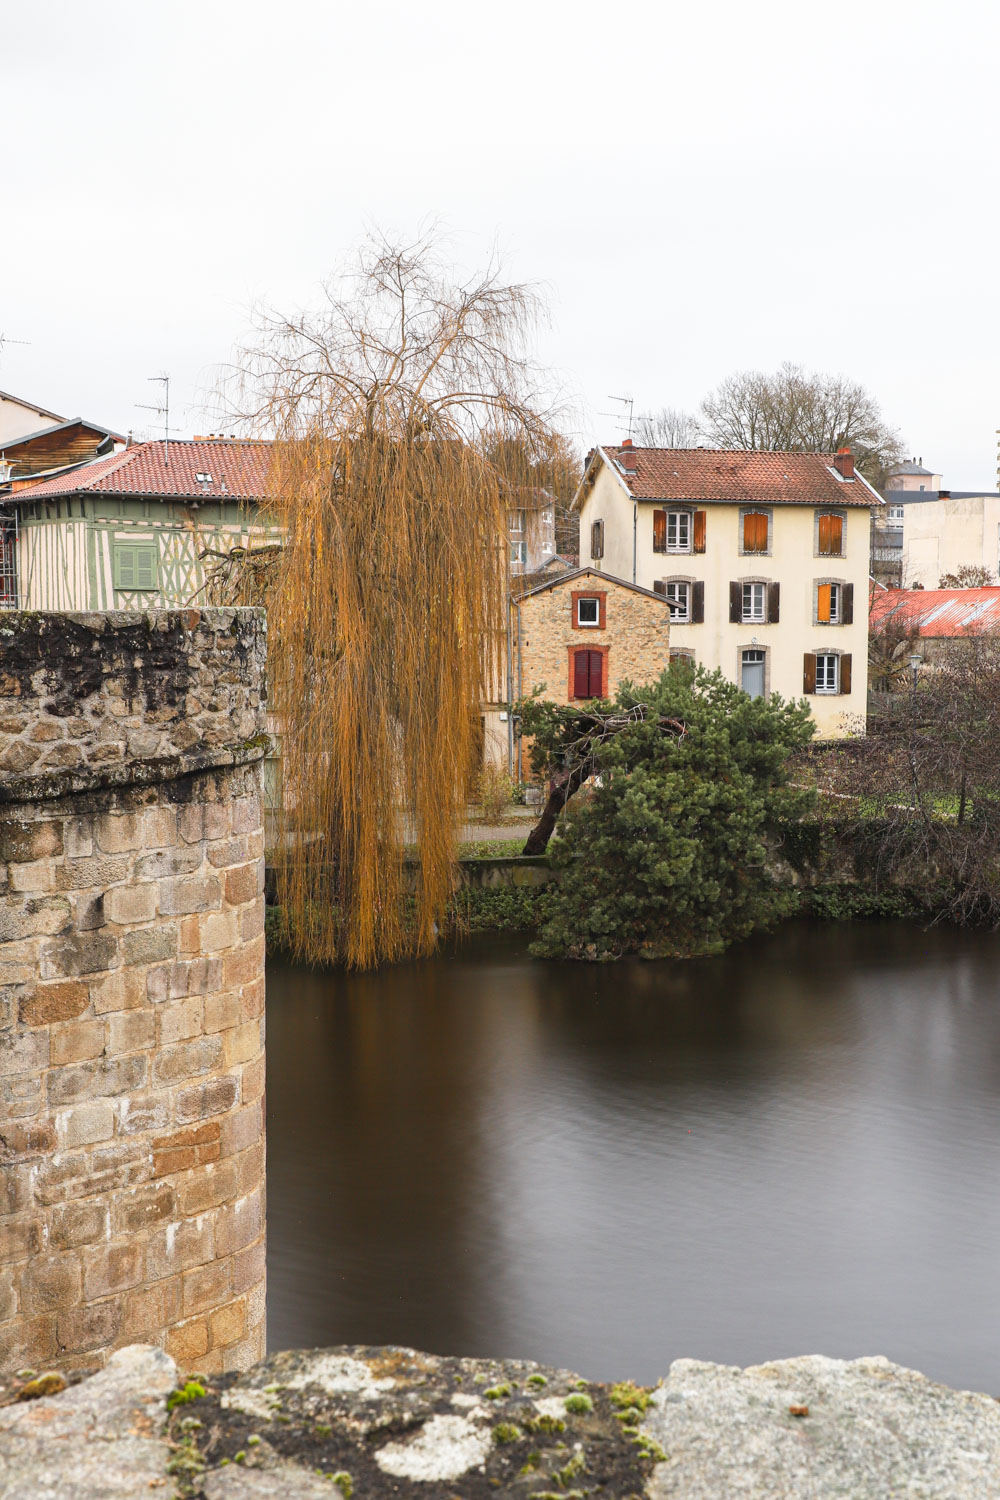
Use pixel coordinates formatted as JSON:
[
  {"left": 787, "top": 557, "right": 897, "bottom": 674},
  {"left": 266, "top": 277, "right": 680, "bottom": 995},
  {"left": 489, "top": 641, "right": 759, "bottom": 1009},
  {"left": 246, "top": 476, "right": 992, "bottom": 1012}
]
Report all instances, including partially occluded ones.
[{"left": 741, "top": 649, "right": 765, "bottom": 699}]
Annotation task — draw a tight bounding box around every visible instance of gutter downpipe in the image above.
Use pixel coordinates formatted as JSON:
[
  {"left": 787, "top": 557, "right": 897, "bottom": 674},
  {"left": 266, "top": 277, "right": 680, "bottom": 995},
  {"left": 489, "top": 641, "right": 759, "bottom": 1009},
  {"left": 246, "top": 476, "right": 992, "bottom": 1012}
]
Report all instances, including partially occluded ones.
[
  {"left": 505, "top": 592, "right": 515, "bottom": 775},
  {"left": 632, "top": 494, "right": 637, "bottom": 584},
  {"left": 516, "top": 597, "right": 524, "bottom": 784}
]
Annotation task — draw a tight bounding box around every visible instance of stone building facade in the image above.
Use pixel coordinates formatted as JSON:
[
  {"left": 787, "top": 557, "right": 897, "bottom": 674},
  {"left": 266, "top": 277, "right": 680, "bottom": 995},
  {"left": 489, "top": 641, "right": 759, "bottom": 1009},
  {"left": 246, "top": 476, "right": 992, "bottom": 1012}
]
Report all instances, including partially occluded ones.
[
  {"left": 510, "top": 567, "right": 672, "bottom": 707},
  {"left": 0, "top": 609, "right": 268, "bottom": 1375}
]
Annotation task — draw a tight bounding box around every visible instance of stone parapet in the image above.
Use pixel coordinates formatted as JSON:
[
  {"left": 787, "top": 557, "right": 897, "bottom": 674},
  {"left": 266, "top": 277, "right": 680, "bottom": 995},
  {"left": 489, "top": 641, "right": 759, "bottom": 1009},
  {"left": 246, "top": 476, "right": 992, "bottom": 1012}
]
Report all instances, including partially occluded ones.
[{"left": 0, "top": 610, "right": 267, "bottom": 1375}]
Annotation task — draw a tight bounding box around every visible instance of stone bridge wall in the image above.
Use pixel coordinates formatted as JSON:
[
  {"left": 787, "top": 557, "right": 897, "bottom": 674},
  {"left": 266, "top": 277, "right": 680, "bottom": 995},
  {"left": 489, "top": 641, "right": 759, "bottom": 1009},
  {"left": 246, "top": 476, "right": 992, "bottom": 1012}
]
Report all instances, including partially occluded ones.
[{"left": 0, "top": 609, "right": 268, "bottom": 1375}]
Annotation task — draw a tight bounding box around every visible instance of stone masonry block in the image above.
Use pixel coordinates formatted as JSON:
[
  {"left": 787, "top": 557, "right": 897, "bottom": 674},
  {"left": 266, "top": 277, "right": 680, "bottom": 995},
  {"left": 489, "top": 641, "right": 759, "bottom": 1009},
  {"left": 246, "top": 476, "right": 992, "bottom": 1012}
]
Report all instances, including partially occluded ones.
[
  {"left": 179, "top": 1160, "right": 238, "bottom": 1216},
  {"left": 0, "top": 1313, "right": 56, "bottom": 1371},
  {"left": 57, "top": 1298, "right": 121, "bottom": 1354},
  {"left": 107, "top": 1008, "right": 155, "bottom": 1055},
  {"left": 165, "top": 1315, "right": 209, "bottom": 1363},
  {"left": 153, "top": 1035, "right": 222, "bottom": 1086},
  {"left": 58, "top": 1099, "right": 116, "bottom": 1148},
  {"left": 210, "top": 1296, "right": 246, "bottom": 1348},
  {"left": 49, "top": 1201, "right": 109, "bottom": 1250},
  {"left": 122, "top": 925, "right": 177, "bottom": 966},
  {"left": 159, "top": 875, "right": 223, "bottom": 917},
  {"left": 215, "top": 1188, "right": 263, "bottom": 1258},
  {"left": 19, "top": 979, "right": 89, "bottom": 1026},
  {"left": 0, "top": 820, "right": 63, "bottom": 863},
  {"left": 0, "top": 1218, "right": 42, "bottom": 1264},
  {"left": 175, "top": 1073, "right": 239, "bottom": 1124},
  {"left": 9, "top": 858, "right": 56, "bottom": 894},
  {"left": 145, "top": 1216, "right": 216, "bottom": 1281},
  {"left": 21, "top": 1253, "right": 83, "bottom": 1313},
  {"left": 223, "top": 1020, "right": 263, "bottom": 1069},
  {"left": 41, "top": 930, "right": 118, "bottom": 979},
  {"left": 121, "top": 1274, "right": 181, "bottom": 1340},
  {"left": 116, "top": 1093, "right": 171, "bottom": 1136},
  {"left": 240, "top": 1053, "right": 265, "bottom": 1105},
  {"left": 134, "top": 847, "right": 202, "bottom": 881},
  {"left": 112, "top": 1183, "right": 176, "bottom": 1236},
  {"left": 50, "top": 1018, "right": 106, "bottom": 1066},
  {"left": 223, "top": 864, "right": 259, "bottom": 907},
  {"left": 199, "top": 911, "right": 239, "bottom": 953},
  {"left": 47, "top": 1053, "right": 146, "bottom": 1105},
  {"left": 105, "top": 884, "right": 157, "bottom": 925},
  {"left": 182, "top": 1258, "right": 231, "bottom": 1316},
  {"left": 83, "top": 1241, "right": 144, "bottom": 1299},
  {"left": 91, "top": 968, "right": 145, "bottom": 1014},
  {"left": 95, "top": 812, "right": 144, "bottom": 854},
  {"left": 157, "top": 997, "right": 204, "bottom": 1045}
]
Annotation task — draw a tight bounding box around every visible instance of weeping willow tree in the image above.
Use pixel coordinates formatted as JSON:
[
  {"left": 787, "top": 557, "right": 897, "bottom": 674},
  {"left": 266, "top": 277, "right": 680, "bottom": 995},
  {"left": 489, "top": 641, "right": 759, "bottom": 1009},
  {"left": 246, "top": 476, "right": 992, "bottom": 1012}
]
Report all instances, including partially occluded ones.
[{"left": 230, "top": 234, "right": 556, "bottom": 968}]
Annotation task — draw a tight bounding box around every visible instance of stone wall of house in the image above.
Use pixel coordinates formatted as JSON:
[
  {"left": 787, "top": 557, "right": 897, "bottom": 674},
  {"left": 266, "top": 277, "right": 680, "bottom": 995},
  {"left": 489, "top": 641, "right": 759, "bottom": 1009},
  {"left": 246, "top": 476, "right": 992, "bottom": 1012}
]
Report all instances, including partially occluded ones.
[
  {"left": 0, "top": 609, "right": 268, "bottom": 1376},
  {"left": 512, "top": 570, "right": 672, "bottom": 705}
]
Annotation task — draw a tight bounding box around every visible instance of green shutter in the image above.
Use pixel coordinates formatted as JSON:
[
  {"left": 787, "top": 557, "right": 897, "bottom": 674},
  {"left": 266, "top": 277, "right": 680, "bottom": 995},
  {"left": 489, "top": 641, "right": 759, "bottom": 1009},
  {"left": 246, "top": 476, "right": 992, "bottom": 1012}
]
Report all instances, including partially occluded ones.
[{"left": 113, "top": 543, "right": 158, "bottom": 593}]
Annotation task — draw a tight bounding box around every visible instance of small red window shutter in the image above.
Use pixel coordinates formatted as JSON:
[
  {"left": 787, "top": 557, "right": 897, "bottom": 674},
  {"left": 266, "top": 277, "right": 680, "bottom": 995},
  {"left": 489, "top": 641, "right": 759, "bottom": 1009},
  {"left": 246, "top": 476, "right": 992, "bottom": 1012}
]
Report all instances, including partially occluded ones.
[
  {"left": 693, "top": 510, "right": 707, "bottom": 553},
  {"left": 840, "top": 654, "right": 852, "bottom": 695},
  {"left": 573, "top": 650, "right": 589, "bottom": 699},
  {"left": 744, "top": 511, "right": 767, "bottom": 552},
  {"left": 803, "top": 653, "right": 817, "bottom": 694},
  {"left": 729, "top": 581, "right": 741, "bottom": 624},
  {"left": 767, "top": 581, "right": 780, "bottom": 623},
  {"left": 653, "top": 510, "right": 667, "bottom": 553},
  {"left": 830, "top": 514, "right": 843, "bottom": 553},
  {"left": 843, "top": 583, "right": 854, "bottom": 624},
  {"left": 818, "top": 513, "right": 833, "bottom": 554},
  {"left": 588, "top": 651, "right": 604, "bottom": 698},
  {"left": 691, "top": 580, "right": 705, "bottom": 623}
]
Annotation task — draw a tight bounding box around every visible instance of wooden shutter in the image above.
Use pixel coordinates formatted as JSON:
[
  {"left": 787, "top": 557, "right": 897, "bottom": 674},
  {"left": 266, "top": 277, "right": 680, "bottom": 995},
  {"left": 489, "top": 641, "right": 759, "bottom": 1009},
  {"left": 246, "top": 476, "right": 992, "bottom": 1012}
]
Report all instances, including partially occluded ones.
[
  {"left": 830, "top": 514, "right": 844, "bottom": 554},
  {"left": 842, "top": 583, "right": 854, "bottom": 624},
  {"left": 115, "top": 546, "right": 135, "bottom": 589},
  {"left": 744, "top": 511, "right": 767, "bottom": 553},
  {"left": 767, "top": 581, "right": 780, "bottom": 623},
  {"left": 729, "top": 581, "right": 741, "bottom": 624},
  {"left": 803, "top": 653, "right": 817, "bottom": 694},
  {"left": 573, "top": 650, "right": 589, "bottom": 699},
  {"left": 693, "top": 510, "right": 707, "bottom": 553},
  {"left": 135, "top": 547, "right": 157, "bottom": 591},
  {"left": 840, "top": 654, "right": 852, "bottom": 695},
  {"left": 653, "top": 510, "right": 667, "bottom": 553},
  {"left": 691, "top": 580, "right": 705, "bottom": 624},
  {"left": 653, "top": 580, "right": 667, "bottom": 595},
  {"left": 588, "top": 651, "right": 603, "bottom": 698},
  {"left": 817, "top": 583, "right": 832, "bottom": 623},
  {"left": 817, "top": 513, "right": 834, "bottom": 554},
  {"left": 591, "top": 519, "right": 604, "bottom": 559}
]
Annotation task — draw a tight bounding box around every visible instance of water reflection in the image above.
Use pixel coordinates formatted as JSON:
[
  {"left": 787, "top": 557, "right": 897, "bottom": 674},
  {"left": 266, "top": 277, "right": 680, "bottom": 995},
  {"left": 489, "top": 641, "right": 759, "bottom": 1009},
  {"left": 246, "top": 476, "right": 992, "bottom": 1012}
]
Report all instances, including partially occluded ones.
[{"left": 266, "top": 921, "right": 1000, "bottom": 1392}]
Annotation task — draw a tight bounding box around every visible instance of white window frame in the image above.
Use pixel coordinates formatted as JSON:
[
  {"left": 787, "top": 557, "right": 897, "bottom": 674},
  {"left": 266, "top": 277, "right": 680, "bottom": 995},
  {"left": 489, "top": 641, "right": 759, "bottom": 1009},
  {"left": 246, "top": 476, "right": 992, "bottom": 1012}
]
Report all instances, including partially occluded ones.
[
  {"left": 816, "top": 653, "right": 839, "bottom": 694},
  {"left": 888, "top": 503, "right": 904, "bottom": 522},
  {"left": 509, "top": 508, "right": 526, "bottom": 534},
  {"left": 666, "top": 510, "right": 692, "bottom": 553},
  {"left": 509, "top": 539, "right": 527, "bottom": 567},
  {"left": 742, "top": 581, "right": 766, "bottom": 623},
  {"left": 576, "top": 596, "right": 600, "bottom": 627},
  {"left": 664, "top": 580, "right": 691, "bottom": 622}
]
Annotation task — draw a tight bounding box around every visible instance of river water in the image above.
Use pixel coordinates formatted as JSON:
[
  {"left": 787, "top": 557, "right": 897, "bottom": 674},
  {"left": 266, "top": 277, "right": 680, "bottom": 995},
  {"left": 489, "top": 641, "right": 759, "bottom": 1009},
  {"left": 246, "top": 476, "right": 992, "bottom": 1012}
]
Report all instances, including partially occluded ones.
[{"left": 265, "top": 920, "right": 1000, "bottom": 1394}]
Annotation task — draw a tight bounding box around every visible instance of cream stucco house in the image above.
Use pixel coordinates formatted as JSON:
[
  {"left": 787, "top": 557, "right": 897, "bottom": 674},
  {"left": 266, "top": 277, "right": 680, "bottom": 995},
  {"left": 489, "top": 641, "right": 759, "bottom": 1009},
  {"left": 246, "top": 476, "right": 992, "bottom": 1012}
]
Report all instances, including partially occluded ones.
[{"left": 573, "top": 442, "right": 881, "bottom": 736}]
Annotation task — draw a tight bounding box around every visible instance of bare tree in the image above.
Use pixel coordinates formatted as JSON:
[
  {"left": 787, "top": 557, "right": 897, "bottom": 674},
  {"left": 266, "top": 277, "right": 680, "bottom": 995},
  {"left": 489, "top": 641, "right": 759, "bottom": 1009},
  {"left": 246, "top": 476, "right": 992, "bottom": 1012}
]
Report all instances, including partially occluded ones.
[
  {"left": 228, "top": 231, "right": 559, "bottom": 968},
  {"left": 634, "top": 406, "right": 700, "bottom": 448},
  {"left": 939, "top": 564, "right": 996, "bottom": 588},
  {"left": 700, "top": 361, "right": 904, "bottom": 487}
]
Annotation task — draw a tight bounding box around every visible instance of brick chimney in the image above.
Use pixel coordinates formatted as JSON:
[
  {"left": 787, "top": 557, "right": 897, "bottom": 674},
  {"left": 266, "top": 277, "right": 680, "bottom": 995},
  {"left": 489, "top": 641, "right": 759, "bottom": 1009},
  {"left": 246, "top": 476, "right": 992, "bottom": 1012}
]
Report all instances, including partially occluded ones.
[
  {"left": 618, "top": 438, "right": 637, "bottom": 476},
  {"left": 833, "top": 446, "right": 855, "bottom": 479}
]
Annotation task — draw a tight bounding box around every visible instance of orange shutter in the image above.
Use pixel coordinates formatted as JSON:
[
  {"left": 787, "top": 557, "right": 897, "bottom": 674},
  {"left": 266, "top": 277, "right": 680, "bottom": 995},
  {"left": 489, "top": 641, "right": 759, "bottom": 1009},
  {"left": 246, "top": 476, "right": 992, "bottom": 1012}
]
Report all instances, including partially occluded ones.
[
  {"left": 744, "top": 511, "right": 767, "bottom": 552},
  {"left": 818, "top": 514, "right": 833, "bottom": 554},
  {"left": 653, "top": 510, "right": 667, "bottom": 552},
  {"left": 830, "top": 514, "right": 843, "bottom": 554},
  {"left": 817, "top": 583, "right": 832, "bottom": 622},
  {"left": 693, "top": 510, "right": 707, "bottom": 553}
]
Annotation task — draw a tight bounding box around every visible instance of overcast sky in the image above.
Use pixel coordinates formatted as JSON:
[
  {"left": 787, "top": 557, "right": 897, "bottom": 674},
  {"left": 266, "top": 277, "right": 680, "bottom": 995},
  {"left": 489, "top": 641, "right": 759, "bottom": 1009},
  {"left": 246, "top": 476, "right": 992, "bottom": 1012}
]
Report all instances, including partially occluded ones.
[{"left": 5, "top": 0, "right": 998, "bottom": 487}]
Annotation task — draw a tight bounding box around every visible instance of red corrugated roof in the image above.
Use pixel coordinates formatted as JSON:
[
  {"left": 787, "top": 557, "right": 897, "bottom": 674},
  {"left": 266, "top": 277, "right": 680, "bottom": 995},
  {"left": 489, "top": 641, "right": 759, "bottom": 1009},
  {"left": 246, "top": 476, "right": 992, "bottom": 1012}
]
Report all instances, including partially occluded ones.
[
  {"left": 13, "top": 439, "right": 272, "bottom": 502},
  {"left": 870, "top": 587, "right": 1000, "bottom": 637},
  {"left": 594, "top": 446, "right": 880, "bottom": 506}
]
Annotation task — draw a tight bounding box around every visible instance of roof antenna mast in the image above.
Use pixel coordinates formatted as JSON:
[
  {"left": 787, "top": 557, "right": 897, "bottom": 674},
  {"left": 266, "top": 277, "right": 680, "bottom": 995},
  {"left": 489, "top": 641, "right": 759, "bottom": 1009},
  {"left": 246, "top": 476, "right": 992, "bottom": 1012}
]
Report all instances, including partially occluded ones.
[
  {"left": 601, "top": 393, "right": 634, "bottom": 441},
  {"left": 136, "top": 375, "right": 171, "bottom": 465}
]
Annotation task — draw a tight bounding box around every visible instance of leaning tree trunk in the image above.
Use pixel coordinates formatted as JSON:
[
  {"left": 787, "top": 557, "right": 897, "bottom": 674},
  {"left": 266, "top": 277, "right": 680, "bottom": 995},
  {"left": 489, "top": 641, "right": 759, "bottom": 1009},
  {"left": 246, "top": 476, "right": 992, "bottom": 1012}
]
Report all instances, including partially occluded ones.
[{"left": 522, "top": 765, "right": 590, "bottom": 854}]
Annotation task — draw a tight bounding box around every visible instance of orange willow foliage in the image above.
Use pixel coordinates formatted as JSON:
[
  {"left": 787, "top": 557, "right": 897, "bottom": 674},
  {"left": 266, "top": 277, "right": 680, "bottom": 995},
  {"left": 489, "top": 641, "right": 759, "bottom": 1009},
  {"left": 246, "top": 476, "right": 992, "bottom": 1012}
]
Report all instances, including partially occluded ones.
[{"left": 231, "top": 234, "right": 556, "bottom": 968}]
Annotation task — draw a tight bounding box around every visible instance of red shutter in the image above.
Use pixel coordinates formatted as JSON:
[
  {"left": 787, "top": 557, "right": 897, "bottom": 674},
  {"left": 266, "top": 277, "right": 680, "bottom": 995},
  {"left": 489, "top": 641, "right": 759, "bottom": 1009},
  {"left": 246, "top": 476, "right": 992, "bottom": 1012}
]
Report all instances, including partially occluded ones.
[
  {"left": 693, "top": 510, "right": 707, "bottom": 553},
  {"left": 729, "top": 581, "right": 741, "bottom": 623},
  {"left": 840, "top": 654, "right": 852, "bottom": 695},
  {"left": 767, "top": 581, "right": 780, "bottom": 623},
  {"left": 843, "top": 583, "right": 854, "bottom": 624},
  {"left": 653, "top": 510, "right": 667, "bottom": 553},
  {"left": 830, "top": 515, "right": 844, "bottom": 554},
  {"left": 803, "top": 653, "right": 817, "bottom": 694},
  {"left": 588, "top": 650, "right": 603, "bottom": 698},
  {"left": 573, "top": 650, "right": 589, "bottom": 699},
  {"left": 691, "top": 580, "right": 705, "bottom": 623}
]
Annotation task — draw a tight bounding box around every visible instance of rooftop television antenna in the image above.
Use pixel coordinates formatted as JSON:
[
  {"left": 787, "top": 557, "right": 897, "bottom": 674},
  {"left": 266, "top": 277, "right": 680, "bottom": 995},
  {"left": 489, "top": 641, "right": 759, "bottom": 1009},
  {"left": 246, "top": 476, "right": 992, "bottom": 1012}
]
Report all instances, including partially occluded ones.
[
  {"left": 136, "top": 374, "right": 172, "bottom": 464},
  {"left": 599, "top": 393, "right": 634, "bottom": 441}
]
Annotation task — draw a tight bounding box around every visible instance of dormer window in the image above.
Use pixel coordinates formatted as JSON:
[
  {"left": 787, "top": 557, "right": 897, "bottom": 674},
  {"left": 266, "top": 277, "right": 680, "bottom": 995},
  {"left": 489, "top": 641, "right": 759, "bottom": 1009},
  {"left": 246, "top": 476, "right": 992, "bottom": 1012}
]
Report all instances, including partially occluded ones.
[{"left": 196, "top": 472, "right": 213, "bottom": 485}]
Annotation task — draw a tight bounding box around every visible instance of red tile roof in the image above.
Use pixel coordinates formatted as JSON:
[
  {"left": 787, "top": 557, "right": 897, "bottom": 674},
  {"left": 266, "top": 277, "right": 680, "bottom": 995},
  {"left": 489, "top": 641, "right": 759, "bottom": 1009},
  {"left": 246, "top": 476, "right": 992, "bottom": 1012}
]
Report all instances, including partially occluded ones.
[
  {"left": 12, "top": 439, "right": 271, "bottom": 502},
  {"left": 870, "top": 587, "right": 1000, "bottom": 637},
  {"left": 593, "top": 446, "right": 881, "bottom": 507}
]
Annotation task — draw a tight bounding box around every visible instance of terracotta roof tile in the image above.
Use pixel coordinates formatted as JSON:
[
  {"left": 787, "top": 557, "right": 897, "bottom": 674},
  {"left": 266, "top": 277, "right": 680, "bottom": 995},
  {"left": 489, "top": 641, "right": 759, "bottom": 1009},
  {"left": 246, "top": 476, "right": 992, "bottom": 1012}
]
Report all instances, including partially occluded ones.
[
  {"left": 12, "top": 439, "right": 271, "bottom": 502},
  {"left": 595, "top": 446, "right": 880, "bottom": 507},
  {"left": 870, "top": 587, "right": 1000, "bottom": 638}
]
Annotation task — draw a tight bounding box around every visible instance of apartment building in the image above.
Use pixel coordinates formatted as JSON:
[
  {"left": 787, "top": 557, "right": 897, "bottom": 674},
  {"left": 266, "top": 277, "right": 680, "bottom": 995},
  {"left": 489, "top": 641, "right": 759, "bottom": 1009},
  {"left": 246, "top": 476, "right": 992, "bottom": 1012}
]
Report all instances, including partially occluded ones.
[{"left": 573, "top": 442, "right": 881, "bottom": 735}]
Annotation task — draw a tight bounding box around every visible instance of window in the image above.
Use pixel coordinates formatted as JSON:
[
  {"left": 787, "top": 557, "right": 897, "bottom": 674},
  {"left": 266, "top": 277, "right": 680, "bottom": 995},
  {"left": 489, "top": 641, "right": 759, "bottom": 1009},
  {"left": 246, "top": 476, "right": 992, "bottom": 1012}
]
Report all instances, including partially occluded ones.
[
  {"left": 572, "top": 648, "right": 604, "bottom": 699},
  {"left": 509, "top": 509, "right": 525, "bottom": 533},
  {"left": 741, "top": 509, "right": 770, "bottom": 554},
  {"left": 591, "top": 519, "right": 604, "bottom": 559},
  {"left": 653, "top": 509, "right": 692, "bottom": 554},
  {"left": 741, "top": 649, "right": 766, "bottom": 699},
  {"left": 113, "top": 542, "right": 158, "bottom": 592},
  {"left": 664, "top": 581, "right": 690, "bottom": 622},
  {"left": 888, "top": 503, "right": 904, "bottom": 522},
  {"left": 670, "top": 649, "right": 695, "bottom": 666},
  {"left": 576, "top": 596, "right": 600, "bottom": 627},
  {"left": 816, "top": 581, "right": 852, "bottom": 624},
  {"left": 509, "top": 540, "right": 527, "bottom": 567},
  {"left": 817, "top": 511, "right": 845, "bottom": 556},
  {"left": 815, "top": 653, "right": 839, "bottom": 693},
  {"left": 742, "top": 582, "right": 765, "bottom": 622}
]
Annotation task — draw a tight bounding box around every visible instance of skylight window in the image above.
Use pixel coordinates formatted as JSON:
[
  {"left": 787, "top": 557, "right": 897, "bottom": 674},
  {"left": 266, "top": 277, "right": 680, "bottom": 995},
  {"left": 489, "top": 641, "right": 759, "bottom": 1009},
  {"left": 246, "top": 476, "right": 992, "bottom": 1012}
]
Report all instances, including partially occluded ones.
[{"left": 196, "top": 472, "right": 213, "bottom": 484}]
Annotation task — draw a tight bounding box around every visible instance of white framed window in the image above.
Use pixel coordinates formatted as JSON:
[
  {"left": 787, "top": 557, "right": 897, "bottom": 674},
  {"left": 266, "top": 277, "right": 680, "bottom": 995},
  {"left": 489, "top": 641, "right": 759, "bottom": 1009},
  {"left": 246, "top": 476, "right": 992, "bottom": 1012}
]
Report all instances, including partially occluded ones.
[
  {"left": 667, "top": 510, "right": 691, "bottom": 552},
  {"left": 742, "top": 582, "right": 766, "bottom": 622},
  {"left": 816, "top": 653, "right": 839, "bottom": 693},
  {"left": 576, "top": 596, "right": 600, "bottom": 627},
  {"left": 509, "top": 540, "right": 527, "bottom": 566},
  {"left": 815, "top": 581, "right": 842, "bottom": 624},
  {"left": 888, "top": 503, "right": 904, "bottom": 522},
  {"left": 664, "top": 581, "right": 690, "bottom": 622},
  {"left": 509, "top": 509, "right": 526, "bottom": 533}
]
